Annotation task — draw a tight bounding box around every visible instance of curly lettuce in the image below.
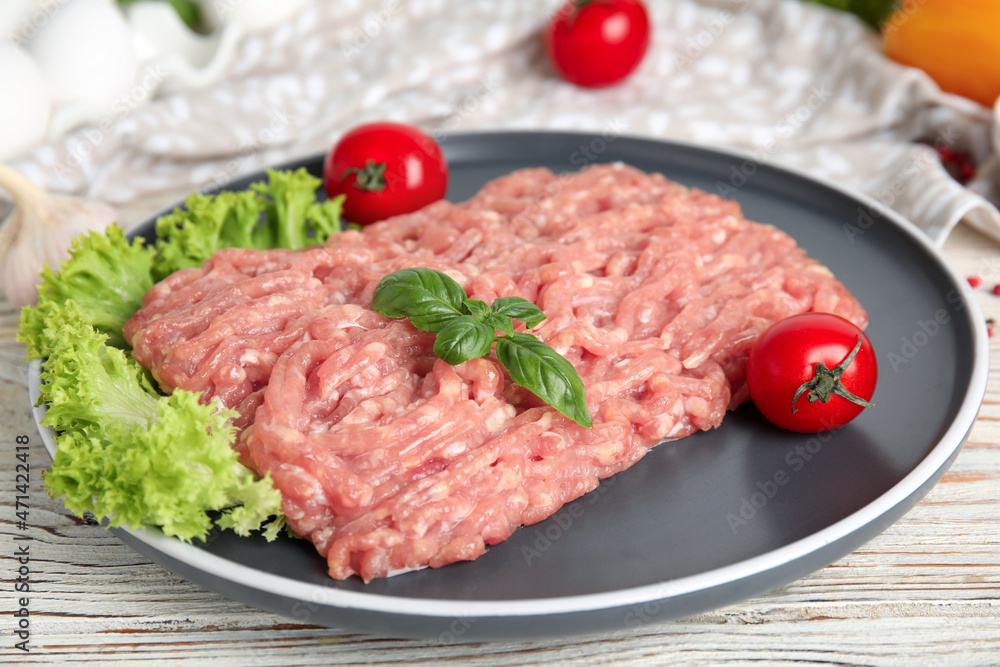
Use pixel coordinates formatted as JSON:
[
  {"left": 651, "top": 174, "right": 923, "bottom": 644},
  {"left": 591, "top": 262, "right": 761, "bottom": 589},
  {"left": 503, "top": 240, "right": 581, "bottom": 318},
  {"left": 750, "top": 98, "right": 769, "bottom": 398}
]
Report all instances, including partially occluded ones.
[
  {"left": 152, "top": 167, "right": 344, "bottom": 280},
  {"left": 40, "top": 321, "right": 285, "bottom": 540},
  {"left": 18, "top": 225, "right": 154, "bottom": 356},
  {"left": 18, "top": 168, "right": 341, "bottom": 542}
]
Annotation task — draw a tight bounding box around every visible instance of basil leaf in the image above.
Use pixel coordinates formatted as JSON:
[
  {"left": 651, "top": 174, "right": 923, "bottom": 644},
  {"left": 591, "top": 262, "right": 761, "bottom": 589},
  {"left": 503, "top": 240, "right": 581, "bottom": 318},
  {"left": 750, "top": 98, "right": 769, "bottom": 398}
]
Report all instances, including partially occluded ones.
[
  {"left": 495, "top": 332, "right": 592, "bottom": 427},
  {"left": 371, "top": 268, "right": 592, "bottom": 428},
  {"left": 433, "top": 316, "right": 497, "bottom": 365},
  {"left": 371, "top": 268, "right": 467, "bottom": 333},
  {"left": 491, "top": 297, "right": 546, "bottom": 328},
  {"left": 484, "top": 313, "right": 514, "bottom": 335},
  {"left": 464, "top": 299, "right": 491, "bottom": 321}
]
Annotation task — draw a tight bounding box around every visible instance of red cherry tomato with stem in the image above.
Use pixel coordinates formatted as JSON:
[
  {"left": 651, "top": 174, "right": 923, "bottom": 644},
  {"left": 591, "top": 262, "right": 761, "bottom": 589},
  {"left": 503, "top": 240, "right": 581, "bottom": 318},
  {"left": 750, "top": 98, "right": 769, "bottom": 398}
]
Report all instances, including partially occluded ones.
[
  {"left": 746, "top": 313, "right": 878, "bottom": 433},
  {"left": 545, "top": 0, "right": 651, "bottom": 88},
  {"left": 324, "top": 122, "right": 448, "bottom": 225}
]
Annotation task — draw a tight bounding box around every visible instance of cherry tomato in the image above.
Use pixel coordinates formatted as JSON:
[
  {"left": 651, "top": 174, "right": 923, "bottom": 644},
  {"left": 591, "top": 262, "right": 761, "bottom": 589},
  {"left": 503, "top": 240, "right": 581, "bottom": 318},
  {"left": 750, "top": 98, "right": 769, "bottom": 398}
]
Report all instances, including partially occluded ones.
[
  {"left": 545, "top": 0, "right": 651, "bottom": 88},
  {"left": 323, "top": 122, "right": 448, "bottom": 225},
  {"left": 746, "top": 313, "right": 878, "bottom": 433}
]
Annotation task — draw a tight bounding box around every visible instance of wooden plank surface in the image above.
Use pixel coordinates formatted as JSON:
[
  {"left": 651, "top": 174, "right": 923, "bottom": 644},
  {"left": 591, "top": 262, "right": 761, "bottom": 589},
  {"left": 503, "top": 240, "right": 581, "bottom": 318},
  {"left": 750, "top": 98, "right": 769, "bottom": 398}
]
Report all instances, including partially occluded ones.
[{"left": 2, "top": 217, "right": 998, "bottom": 666}]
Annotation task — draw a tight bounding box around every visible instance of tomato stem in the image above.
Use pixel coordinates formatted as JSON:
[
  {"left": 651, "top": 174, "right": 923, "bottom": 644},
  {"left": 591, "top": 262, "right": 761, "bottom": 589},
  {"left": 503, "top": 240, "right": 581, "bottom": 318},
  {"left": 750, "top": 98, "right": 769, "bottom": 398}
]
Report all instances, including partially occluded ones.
[
  {"left": 343, "top": 160, "right": 387, "bottom": 192},
  {"left": 566, "top": 0, "right": 612, "bottom": 24},
  {"left": 790, "top": 335, "right": 877, "bottom": 413}
]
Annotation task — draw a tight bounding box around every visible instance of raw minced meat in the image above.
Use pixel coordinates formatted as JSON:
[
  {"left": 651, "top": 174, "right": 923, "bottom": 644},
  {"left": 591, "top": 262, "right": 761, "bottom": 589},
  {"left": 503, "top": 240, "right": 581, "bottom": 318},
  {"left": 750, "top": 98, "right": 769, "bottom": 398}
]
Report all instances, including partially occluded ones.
[{"left": 124, "top": 163, "right": 866, "bottom": 581}]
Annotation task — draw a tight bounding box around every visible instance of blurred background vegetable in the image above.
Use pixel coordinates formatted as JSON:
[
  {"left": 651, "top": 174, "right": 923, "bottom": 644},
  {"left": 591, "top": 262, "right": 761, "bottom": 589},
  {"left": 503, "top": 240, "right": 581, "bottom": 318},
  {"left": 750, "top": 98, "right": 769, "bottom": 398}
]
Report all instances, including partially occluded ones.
[
  {"left": 545, "top": 0, "right": 651, "bottom": 88},
  {"left": 0, "top": 165, "right": 118, "bottom": 309},
  {"left": 803, "top": 0, "right": 896, "bottom": 29},
  {"left": 804, "top": 0, "right": 1000, "bottom": 108},
  {"left": 882, "top": 0, "right": 1000, "bottom": 108},
  {"left": 117, "top": 0, "right": 200, "bottom": 30}
]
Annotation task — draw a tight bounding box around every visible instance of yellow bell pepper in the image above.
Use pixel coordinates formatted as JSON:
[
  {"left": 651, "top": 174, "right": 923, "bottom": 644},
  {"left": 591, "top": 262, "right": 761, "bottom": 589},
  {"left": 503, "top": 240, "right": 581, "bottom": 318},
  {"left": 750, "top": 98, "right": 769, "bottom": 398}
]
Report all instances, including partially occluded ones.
[{"left": 883, "top": 0, "right": 1000, "bottom": 108}]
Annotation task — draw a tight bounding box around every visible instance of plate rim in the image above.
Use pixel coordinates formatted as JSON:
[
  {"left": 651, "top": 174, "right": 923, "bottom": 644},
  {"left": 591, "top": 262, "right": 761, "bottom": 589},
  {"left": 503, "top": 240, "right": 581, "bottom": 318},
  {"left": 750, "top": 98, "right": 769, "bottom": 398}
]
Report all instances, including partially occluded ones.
[{"left": 29, "top": 129, "right": 990, "bottom": 621}]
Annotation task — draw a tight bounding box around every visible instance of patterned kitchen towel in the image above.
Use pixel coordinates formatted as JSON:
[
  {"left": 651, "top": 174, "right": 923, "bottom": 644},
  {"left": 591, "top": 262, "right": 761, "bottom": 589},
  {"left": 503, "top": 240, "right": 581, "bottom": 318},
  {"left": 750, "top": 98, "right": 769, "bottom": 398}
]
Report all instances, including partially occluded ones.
[{"left": 7, "top": 0, "right": 1000, "bottom": 245}]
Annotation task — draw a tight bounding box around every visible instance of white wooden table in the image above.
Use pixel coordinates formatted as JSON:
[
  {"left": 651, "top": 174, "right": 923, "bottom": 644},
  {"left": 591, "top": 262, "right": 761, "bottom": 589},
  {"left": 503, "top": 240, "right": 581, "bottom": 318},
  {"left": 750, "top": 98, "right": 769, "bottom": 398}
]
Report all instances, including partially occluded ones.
[{"left": 2, "top": 196, "right": 998, "bottom": 666}]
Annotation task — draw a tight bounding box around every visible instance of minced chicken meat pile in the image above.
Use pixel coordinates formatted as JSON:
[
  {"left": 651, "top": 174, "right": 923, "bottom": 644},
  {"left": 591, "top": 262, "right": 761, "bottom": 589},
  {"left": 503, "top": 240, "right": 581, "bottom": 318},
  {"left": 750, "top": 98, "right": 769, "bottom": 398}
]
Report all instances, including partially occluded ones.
[{"left": 124, "top": 163, "right": 866, "bottom": 581}]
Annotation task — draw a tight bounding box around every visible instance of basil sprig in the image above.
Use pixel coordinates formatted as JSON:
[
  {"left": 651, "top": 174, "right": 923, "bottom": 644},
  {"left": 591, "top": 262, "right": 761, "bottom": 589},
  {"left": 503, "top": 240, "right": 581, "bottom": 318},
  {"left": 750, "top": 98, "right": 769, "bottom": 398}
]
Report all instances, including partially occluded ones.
[{"left": 371, "top": 268, "right": 592, "bottom": 427}]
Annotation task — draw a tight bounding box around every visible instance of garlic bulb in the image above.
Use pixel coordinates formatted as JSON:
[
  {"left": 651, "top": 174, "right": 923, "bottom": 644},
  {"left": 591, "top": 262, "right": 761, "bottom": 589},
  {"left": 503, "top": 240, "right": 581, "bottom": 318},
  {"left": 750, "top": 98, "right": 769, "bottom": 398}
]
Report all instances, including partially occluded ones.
[{"left": 0, "top": 165, "right": 118, "bottom": 308}]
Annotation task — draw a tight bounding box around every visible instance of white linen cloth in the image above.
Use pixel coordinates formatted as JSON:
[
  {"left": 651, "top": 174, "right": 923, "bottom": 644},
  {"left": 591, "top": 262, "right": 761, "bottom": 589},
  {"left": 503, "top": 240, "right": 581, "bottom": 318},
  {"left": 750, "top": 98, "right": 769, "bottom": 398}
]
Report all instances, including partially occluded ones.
[{"left": 8, "top": 0, "right": 1000, "bottom": 246}]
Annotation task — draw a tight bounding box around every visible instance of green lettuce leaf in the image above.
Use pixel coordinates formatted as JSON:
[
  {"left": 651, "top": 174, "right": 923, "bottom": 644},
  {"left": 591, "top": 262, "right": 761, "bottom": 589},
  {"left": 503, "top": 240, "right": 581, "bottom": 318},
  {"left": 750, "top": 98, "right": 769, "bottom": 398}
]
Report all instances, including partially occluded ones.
[
  {"left": 36, "top": 301, "right": 160, "bottom": 434},
  {"left": 37, "top": 305, "right": 282, "bottom": 542},
  {"left": 152, "top": 168, "right": 344, "bottom": 280},
  {"left": 18, "top": 225, "right": 154, "bottom": 357},
  {"left": 18, "top": 169, "right": 342, "bottom": 542}
]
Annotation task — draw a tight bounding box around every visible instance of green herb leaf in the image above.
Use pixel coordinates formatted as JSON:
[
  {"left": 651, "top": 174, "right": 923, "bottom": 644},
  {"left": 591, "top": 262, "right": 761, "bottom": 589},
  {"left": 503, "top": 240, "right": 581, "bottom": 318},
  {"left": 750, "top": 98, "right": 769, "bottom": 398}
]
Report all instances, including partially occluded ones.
[
  {"left": 495, "top": 332, "right": 592, "bottom": 428},
  {"left": 464, "top": 298, "right": 492, "bottom": 321},
  {"left": 433, "top": 315, "right": 496, "bottom": 365},
  {"left": 370, "top": 268, "right": 592, "bottom": 428},
  {"left": 484, "top": 313, "right": 515, "bottom": 335},
  {"left": 491, "top": 296, "right": 547, "bottom": 328},
  {"left": 371, "top": 267, "right": 468, "bottom": 333}
]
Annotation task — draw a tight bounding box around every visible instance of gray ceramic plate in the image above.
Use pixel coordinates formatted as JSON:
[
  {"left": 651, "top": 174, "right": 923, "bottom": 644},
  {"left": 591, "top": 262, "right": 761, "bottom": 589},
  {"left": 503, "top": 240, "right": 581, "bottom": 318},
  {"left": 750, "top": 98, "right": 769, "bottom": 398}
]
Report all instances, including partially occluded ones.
[{"left": 31, "top": 131, "right": 988, "bottom": 641}]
